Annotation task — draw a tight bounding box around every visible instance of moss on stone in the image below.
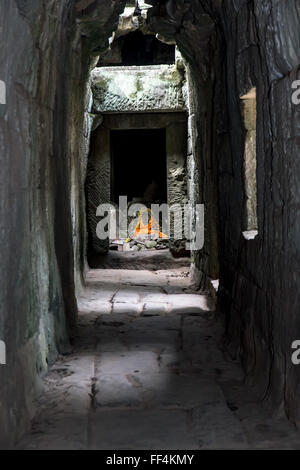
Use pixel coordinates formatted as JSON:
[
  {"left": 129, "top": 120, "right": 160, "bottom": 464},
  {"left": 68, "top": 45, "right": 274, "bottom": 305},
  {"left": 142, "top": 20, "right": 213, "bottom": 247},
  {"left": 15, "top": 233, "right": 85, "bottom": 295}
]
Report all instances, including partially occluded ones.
[
  {"left": 159, "top": 68, "right": 182, "bottom": 85},
  {"left": 135, "top": 75, "right": 144, "bottom": 93},
  {"left": 129, "top": 75, "right": 144, "bottom": 98},
  {"left": 94, "top": 76, "right": 112, "bottom": 92},
  {"left": 170, "top": 69, "right": 182, "bottom": 83}
]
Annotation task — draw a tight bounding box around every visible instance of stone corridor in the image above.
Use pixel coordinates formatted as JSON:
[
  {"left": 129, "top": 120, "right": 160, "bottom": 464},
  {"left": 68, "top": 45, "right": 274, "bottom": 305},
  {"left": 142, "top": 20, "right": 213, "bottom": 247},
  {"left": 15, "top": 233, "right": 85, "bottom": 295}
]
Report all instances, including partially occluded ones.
[
  {"left": 1, "top": 0, "right": 300, "bottom": 450},
  {"left": 18, "top": 268, "right": 300, "bottom": 450}
]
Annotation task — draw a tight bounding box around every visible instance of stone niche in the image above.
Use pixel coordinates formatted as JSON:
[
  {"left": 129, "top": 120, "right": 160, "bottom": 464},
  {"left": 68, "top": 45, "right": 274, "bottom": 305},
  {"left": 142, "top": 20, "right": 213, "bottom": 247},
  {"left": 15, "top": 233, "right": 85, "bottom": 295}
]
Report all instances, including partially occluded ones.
[
  {"left": 86, "top": 112, "right": 188, "bottom": 255},
  {"left": 240, "top": 87, "right": 257, "bottom": 233}
]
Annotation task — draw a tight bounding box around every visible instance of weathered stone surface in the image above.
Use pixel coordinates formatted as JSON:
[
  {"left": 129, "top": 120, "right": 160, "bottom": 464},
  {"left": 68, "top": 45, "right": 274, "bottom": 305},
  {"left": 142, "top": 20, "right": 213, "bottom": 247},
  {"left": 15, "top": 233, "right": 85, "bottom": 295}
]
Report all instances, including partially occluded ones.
[
  {"left": 92, "top": 64, "right": 186, "bottom": 113},
  {"left": 215, "top": 0, "right": 300, "bottom": 424},
  {"left": 147, "top": 0, "right": 300, "bottom": 428},
  {"left": 86, "top": 112, "right": 188, "bottom": 255},
  {"left": 0, "top": 0, "right": 126, "bottom": 449},
  {"left": 2, "top": 0, "right": 300, "bottom": 450},
  {"left": 89, "top": 409, "right": 198, "bottom": 450},
  {"left": 18, "top": 269, "right": 300, "bottom": 450}
]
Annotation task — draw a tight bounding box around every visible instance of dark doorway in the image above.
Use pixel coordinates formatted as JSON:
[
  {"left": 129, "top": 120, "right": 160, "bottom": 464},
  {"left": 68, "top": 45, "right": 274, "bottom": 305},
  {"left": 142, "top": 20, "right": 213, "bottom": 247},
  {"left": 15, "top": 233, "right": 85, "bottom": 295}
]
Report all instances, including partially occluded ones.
[
  {"left": 99, "top": 31, "right": 176, "bottom": 67},
  {"left": 121, "top": 31, "right": 175, "bottom": 66},
  {"left": 111, "top": 129, "right": 167, "bottom": 203}
]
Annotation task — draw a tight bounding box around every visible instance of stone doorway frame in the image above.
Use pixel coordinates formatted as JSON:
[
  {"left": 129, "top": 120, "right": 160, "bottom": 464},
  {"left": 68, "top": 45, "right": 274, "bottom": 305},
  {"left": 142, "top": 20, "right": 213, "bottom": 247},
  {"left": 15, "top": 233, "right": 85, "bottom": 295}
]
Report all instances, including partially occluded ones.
[{"left": 86, "top": 112, "right": 188, "bottom": 254}]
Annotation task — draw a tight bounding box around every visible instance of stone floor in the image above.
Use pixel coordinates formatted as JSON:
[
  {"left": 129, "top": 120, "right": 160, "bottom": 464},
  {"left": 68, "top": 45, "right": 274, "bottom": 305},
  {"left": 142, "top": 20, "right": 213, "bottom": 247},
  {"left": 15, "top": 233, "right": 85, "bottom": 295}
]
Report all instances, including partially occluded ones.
[
  {"left": 18, "top": 268, "right": 300, "bottom": 450},
  {"left": 87, "top": 249, "right": 190, "bottom": 270}
]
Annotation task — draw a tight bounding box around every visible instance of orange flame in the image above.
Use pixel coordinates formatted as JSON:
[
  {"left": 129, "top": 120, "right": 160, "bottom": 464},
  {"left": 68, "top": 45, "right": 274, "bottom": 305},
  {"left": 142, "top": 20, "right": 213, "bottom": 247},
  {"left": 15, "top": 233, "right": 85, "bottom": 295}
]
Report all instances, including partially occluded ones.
[{"left": 132, "top": 209, "right": 168, "bottom": 239}]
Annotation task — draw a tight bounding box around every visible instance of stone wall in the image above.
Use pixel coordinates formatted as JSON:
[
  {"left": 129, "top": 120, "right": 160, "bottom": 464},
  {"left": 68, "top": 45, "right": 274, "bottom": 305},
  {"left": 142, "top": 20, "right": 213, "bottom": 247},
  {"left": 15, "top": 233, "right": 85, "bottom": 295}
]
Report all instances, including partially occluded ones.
[
  {"left": 87, "top": 30, "right": 189, "bottom": 256},
  {"left": 240, "top": 88, "right": 257, "bottom": 231},
  {"left": 2, "top": 0, "right": 300, "bottom": 447},
  {"left": 148, "top": 0, "right": 300, "bottom": 424},
  {"left": 92, "top": 65, "right": 187, "bottom": 113},
  {"left": 86, "top": 113, "right": 187, "bottom": 255},
  {"left": 218, "top": 0, "right": 300, "bottom": 423},
  {"left": 86, "top": 125, "right": 111, "bottom": 253},
  {"left": 0, "top": 0, "right": 126, "bottom": 448},
  {"left": 147, "top": 0, "right": 221, "bottom": 286}
]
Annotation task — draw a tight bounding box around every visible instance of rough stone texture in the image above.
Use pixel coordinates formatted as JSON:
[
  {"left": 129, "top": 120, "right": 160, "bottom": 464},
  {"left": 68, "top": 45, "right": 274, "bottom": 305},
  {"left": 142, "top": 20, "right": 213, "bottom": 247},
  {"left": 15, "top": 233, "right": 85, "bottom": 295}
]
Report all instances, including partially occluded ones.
[
  {"left": 217, "top": 0, "right": 300, "bottom": 425},
  {"left": 147, "top": 0, "right": 300, "bottom": 425},
  {"left": 86, "top": 126, "right": 111, "bottom": 253},
  {"left": 241, "top": 89, "right": 257, "bottom": 230},
  {"left": 166, "top": 119, "right": 188, "bottom": 254},
  {"left": 147, "top": 0, "right": 222, "bottom": 285},
  {"left": 87, "top": 9, "right": 192, "bottom": 258},
  {"left": 17, "top": 269, "right": 300, "bottom": 450},
  {"left": 86, "top": 113, "right": 188, "bottom": 255},
  {"left": 97, "top": 1, "right": 175, "bottom": 67},
  {"left": 92, "top": 65, "right": 186, "bottom": 113},
  {"left": 0, "top": 0, "right": 126, "bottom": 449},
  {"left": 2, "top": 0, "right": 300, "bottom": 449},
  {"left": 88, "top": 249, "right": 190, "bottom": 270}
]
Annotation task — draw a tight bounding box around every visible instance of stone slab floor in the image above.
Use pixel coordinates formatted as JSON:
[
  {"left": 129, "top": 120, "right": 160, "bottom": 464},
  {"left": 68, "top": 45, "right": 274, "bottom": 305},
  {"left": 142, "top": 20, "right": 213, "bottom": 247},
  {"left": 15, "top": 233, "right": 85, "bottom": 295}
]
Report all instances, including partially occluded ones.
[{"left": 18, "top": 267, "right": 300, "bottom": 449}]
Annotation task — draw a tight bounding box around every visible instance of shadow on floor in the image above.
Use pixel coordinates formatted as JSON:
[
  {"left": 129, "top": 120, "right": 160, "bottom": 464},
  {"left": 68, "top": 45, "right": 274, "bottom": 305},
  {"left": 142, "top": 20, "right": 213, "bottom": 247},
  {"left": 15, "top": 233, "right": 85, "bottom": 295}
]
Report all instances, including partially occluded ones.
[{"left": 17, "top": 270, "right": 300, "bottom": 450}]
